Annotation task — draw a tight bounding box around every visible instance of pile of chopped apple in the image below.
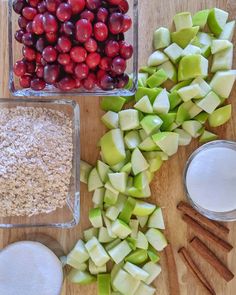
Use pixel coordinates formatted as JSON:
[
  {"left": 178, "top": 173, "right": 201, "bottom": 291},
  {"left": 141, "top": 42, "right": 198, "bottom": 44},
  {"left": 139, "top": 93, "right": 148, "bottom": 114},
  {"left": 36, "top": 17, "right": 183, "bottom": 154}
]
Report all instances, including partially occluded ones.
[{"left": 64, "top": 8, "right": 236, "bottom": 295}]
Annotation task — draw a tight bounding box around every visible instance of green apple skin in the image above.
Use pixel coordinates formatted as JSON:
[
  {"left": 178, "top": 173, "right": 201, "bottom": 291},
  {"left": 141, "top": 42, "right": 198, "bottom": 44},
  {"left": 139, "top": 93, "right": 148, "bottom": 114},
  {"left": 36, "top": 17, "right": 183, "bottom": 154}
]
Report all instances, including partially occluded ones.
[
  {"left": 173, "top": 12, "right": 193, "bottom": 31},
  {"left": 199, "top": 130, "right": 218, "bottom": 143},
  {"left": 153, "top": 27, "right": 171, "bottom": 49},
  {"left": 171, "top": 26, "right": 199, "bottom": 49},
  {"left": 68, "top": 270, "right": 96, "bottom": 285},
  {"left": 125, "top": 249, "right": 148, "bottom": 265},
  {"left": 208, "top": 104, "right": 232, "bottom": 127},
  {"left": 207, "top": 8, "right": 229, "bottom": 36},
  {"left": 101, "top": 96, "right": 126, "bottom": 112},
  {"left": 192, "top": 9, "right": 209, "bottom": 29}
]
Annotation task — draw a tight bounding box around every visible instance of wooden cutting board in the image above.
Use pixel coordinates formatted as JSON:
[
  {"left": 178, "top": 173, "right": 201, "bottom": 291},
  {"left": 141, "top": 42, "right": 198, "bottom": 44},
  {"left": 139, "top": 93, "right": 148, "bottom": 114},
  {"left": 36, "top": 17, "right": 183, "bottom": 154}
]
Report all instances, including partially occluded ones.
[{"left": 1, "top": 0, "right": 236, "bottom": 294}]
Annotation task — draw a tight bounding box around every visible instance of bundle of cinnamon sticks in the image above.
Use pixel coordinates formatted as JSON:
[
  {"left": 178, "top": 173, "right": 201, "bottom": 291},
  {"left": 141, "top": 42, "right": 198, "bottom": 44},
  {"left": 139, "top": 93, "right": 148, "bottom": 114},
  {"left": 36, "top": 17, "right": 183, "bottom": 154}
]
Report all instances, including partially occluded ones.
[{"left": 177, "top": 201, "right": 234, "bottom": 295}]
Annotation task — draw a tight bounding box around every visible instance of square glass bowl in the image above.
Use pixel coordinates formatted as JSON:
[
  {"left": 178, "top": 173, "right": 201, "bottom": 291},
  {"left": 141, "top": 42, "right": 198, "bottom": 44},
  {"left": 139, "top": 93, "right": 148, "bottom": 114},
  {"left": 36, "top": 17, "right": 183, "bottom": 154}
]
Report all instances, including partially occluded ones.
[
  {"left": 8, "top": 0, "right": 138, "bottom": 97},
  {"left": 0, "top": 98, "right": 80, "bottom": 228}
]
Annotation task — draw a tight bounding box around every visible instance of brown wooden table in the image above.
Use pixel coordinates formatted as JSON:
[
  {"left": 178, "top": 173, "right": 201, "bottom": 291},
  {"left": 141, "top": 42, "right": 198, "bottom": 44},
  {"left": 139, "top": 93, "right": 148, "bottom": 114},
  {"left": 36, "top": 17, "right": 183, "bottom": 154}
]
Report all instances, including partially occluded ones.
[{"left": 1, "top": 0, "right": 236, "bottom": 294}]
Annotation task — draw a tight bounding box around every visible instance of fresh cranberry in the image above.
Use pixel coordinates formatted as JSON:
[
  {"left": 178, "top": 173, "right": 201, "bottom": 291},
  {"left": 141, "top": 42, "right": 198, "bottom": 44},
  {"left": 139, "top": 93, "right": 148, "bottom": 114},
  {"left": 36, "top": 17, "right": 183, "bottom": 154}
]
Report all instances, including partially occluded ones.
[
  {"left": 96, "top": 69, "right": 106, "bottom": 81},
  {"left": 31, "top": 78, "right": 46, "bottom": 90},
  {"left": 57, "top": 76, "right": 76, "bottom": 90},
  {"left": 111, "top": 56, "right": 126, "bottom": 74},
  {"left": 18, "top": 16, "right": 28, "bottom": 29},
  {"left": 86, "top": 52, "right": 101, "bottom": 68},
  {"left": 97, "top": 7, "right": 108, "bottom": 23},
  {"left": 64, "top": 61, "right": 75, "bottom": 74},
  {"left": 36, "top": 37, "right": 45, "bottom": 52},
  {"left": 107, "top": 0, "right": 122, "bottom": 4},
  {"left": 32, "top": 14, "right": 44, "bottom": 35},
  {"left": 74, "top": 63, "right": 89, "bottom": 79},
  {"left": 61, "top": 21, "right": 74, "bottom": 36},
  {"left": 46, "top": 32, "right": 58, "bottom": 44},
  {"left": 22, "top": 32, "right": 34, "bottom": 46},
  {"left": 116, "top": 73, "right": 129, "bottom": 88},
  {"left": 80, "top": 10, "right": 95, "bottom": 22},
  {"left": 119, "top": 0, "right": 129, "bottom": 13},
  {"left": 36, "top": 65, "right": 44, "bottom": 78},
  {"left": 19, "top": 75, "right": 32, "bottom": 88},
  {"left": 57, "top": 36, "right": 72, "bottom": 53},
  {"left": 58, "top": 53, "right": 71, "bottom": 65},
  {"left": 75, "top": 19, "right": 93, "bottom": 43},
  {"left": 99, "top": 56, "right": 112, "bottom": 71},
  {"left": 14, "top": 60, "right": 27, "bottom": 77},
  {"left": 119, "top": 41, "right": 133, "bottom": 59},
  {"left": 26, "top": 21, "right": 34, "bottom": 33},
  {"left": 22, "top": 7, "right": 37, "bottom": 20},
  {"left": 45, "top": 0, "right": 61, "bottom": 12},
  {"left": 70, "top": 46, "right": 87, "bottom": 63},
  {"left": 25, "top": 61, "right": 36, "bottom": 73},
  {"left": 84, "top": 38, "right": 97, "bottom": 52},
  {"left": 100, "top": 74, "right": 115, "bottom": 90},
  {"left": 15, "top": 29, "right": 25, "bottom": 43},
  {"left": 86, "top": 0, "right": 102, "bottom": 10},
  {"left": 108, "top": 13, "right": 124, "bottom": 35},
  {"left": 13, "top": 0, "right": 26, "bottom": 14},
  {"left": 56, "top": 3, "right": 72, "bottom": 22},
  {"left": 75, "top": 78, "right": 81, "bottom": 88},
  {"left": 42, "top": 46, "right": 58, "bottom": 62},
  {"left": 82, "top": 72, "right": 96, "bottom": 90},
  {"left": 68, "top": 0, "right": 85, "bottom": 14},
  {"left": 27, "top": 0, "right": 40, "bottom": 7},
  {"left": 122, "top": 15, "right": 132, "bottom": 32},
  {"left": 105, "top": 40, "right": 119, "bottom": 57},
  {"left": 43, "top": 13, "right": 58, "bottom": 33},
  {"left": 23, "top": 46, "right": 36, "bottom": 61},
  {"left": 44, "top": 64, "right": 60, "bottom": 84},
  {"left": 37, "top": 1, "right": 47, "bottom": 13},
  {"left": 36, "top": 52, "right": 42, "bottom": 64},
  {"left": 94, "top": 22, "right": 108, "bottom": 42}
]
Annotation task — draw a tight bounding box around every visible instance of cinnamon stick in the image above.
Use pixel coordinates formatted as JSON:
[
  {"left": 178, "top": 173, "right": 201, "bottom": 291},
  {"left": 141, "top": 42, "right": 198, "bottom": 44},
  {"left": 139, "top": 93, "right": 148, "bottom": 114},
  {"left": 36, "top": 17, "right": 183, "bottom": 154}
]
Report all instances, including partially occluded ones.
[
  {"left": 190, "top": 237, "right": 234, "bottom": 282},
  {"left": 177, "top": 201, "right": 229, "bottom": 236},
  {"left": 178, "top": 247, "right": 215, "bottom": 295},
  {"left": 182, "top": 214, "right": 233, "bottom": 253},
  {"left": 165, "top": 244, "right": 180, "bottom": 295}
]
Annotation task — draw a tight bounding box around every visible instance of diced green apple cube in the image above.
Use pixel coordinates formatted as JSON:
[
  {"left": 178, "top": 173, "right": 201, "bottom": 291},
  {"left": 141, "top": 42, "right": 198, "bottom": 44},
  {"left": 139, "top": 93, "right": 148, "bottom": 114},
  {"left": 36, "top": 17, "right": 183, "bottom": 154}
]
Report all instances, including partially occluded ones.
[
  {"left": 80, "top": 160, "right": 92, "bottom": 184},
  {"left": 89, "top": 260, "right": 107, "bottom": 275},
  {"left": 208, "top": 8, "right": 229, "bottom": 36},
  {"left": 168, "top": 91, "right": 182, "bottom": 110},
  {"left": 129, "top": 219, "right": 139, "bottom": 239},
  {"left": 182, "top": 44, "right": 201, "bottom": 56},
  {"left": 68, "top": 270, "right": 96, "bottom": 285},
  {"left": 134, "top": 95, "right": 153, "bottom": 114},
  {"left": 143, "top": 262, "right": 162, "bottom": 284},
  {"left": 210, "top": 70, "right": 236, "bottom": 98},
  {"left": 196, "top": 91, "right": 221, "bottom": 114},
  {"left": 127, "top": 184, "right": 151, "bottom": 199},
  {"left": 153, "top": 27, "right": 171, "bottom": 49},
  {"left": 103, "top": 216, "right": 117, "bottom": 239},
  {"left": 104, "top": 188, "right": 119, "bottom": 206},
  {"left": 147, "top": 245, "right": 160, "bottom": 263},
  {"left": 88, "top": 167, "right": 103, "bottom": 192},
  {"left": 111, "top": 219, "right": 132, "bottom": 239},
  {"left": 136, "top": 231, "right": 149, "bottom": 250},
  {"left": 101, "top": 96, "right": 126, "bottom": 112},
  {"left": 145, "top": 229, "right": 168, "bottom": 251},
  {"left": 174, "top": 12, "right": 193, "bottom": 31},
  {"left": 199, "top": 130, "right": 218, "bottom": 143},
  {"left": 108, "top": 240, "right": 132, "bottom": 264},
  {"left": 112, "top": 269, "right": 140, "bottom": 295},
  {"left": 177, "top": 84, "right": 202, "bottom": 102},
  {"left": 139, "top": 136, "right": 158, "bottom": 152},
  {"left": 101, "top": 129, "right": 126, "bottom": 166},
  {"left": 211, "top": 39, "right": 232, "bottom": 54},
  {"left": 106, "top": 206, "right": 120, "bottom": 221},
  {"left": 98, "top": 274, "right": 111, "bottom": 295},
  {"left": 140, "top": 66, "right": 157, "bottom": 75},
  {"left": 138, "top": 73, "right": 149, "bottom": 87},
  {"left": 119, "top": 197, "right": 136, "bottom": 224},
  {"left": 153, "top": 88, "right": 170, "bottom": 114},
  {"left": 211, "top": 45, "right": 233, "bottom": 72},
  {"left": 125, "top": 130, "right": 141, "bottom": 150},
  {"left": 85, "top": 237, "right": 110, "bottom": 267},
  {"left": 182, "top": 120, "right": 203, "bottom": 138},
  {"left": 84, "top": 228, "right": 99, "bottom": 242},
  {"left": 119, "top": 109, "right": 140, "bottom": 131},
  {"left": 159, "top": 113, "right": 176, "bottom": 131},
  {"left": 176, "top": 101, "right": 194, "bottom": 124},
  {"left": 147, "top": 156, "right": 163, "bottom": 173},
  {"left": 152, "top": 132, "right": 179, "bottom": 156},
  {"left": 133, "top": 201, "right": 156, "bottom": 217},
  {"left": 137, "top": 216, "right": 149, "bottom": 228},
  {"left": 219, "top": 21, "right": 235, "bottom": 41},
  {"left": 102, "top": 111, "right": 119, "bottom": 129},
  {"left": 89, "top": 208, "right": 103, "bottom": 228},
  {"left": 148, "top": 207, "right": 165, "bottom": 229},
  {"left": 175, "top": 128, "right": 192, "bottom": 146},
  {"left": 171, "top": 26, "right": 199, "bottom": 48},
  {"left": 157, "top": 61, "right": 177, "bottom": 83},
  {"left": 192, "top": 9, "right": 209, "bottom": 29},
  {"left": 97, "top": 160, "right": 111, "bottom": 183},
  {"left": 124, "top": 262, "right": 149, "bottom": 281},
  {"left": 140, "top": 115, "right": 163, "bottom": 135},
  {"left": 120, "top": 162, "right": 132, "bottom": 174},
  {"left": 178, "top": 54, "right": 208, "bottom": 81},
  {"left": 131, "top": 148, "right": 150, "bottom": 175},
  {"left": 146, "top": 69, "right": 168, "bottom": 88},
  {"left": 135, "top": 282, "right": 156, "bottom": 295},
  {"left": 135, "top": 87, "right": 162, "bottom": 104},
  {"left": 208, "top": 104, "right": 232, "bottom": 127},
  {"left": 191, "top": 77, "right": 211, "bottom": 98},
  {"left": 195, "top": 112, "right": 209, "bottom": 124},
  {"left": 188, "top": 103, "right": 203, "bottom": 118},
  {"left": 67, "top": 239, "right": 89, "bottom": 264},
  {"left": 125, "top": 249, "right": 148, "bottom": 265},
  {"left": 164, "top": 43, "right": 183, "bottom": 64},
  {"left": 108, "top": 172, "right": 128, "bottom": 193},
  {"left": 98, "top": 227, "right": 115, "bottom": 243},
  {"left": 66, "top": 256, "right": 87, "bottom": 270},
  {"left": 147, "top": 51, "right": 169, "bottom": 67}
]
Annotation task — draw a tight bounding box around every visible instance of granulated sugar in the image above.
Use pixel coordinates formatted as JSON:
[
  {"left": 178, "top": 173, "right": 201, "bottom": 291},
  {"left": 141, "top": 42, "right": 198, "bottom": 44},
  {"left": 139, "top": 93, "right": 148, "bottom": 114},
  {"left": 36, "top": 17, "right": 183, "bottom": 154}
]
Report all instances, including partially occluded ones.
[{"left": 0, "top": 107, "right": 73, "bottom": 217}]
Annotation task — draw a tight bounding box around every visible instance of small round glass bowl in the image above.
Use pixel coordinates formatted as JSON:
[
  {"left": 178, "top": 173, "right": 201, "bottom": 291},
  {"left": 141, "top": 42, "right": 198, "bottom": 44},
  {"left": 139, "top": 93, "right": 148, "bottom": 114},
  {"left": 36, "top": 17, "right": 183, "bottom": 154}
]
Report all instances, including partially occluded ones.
[{"left": 184, "top": 140, "right": 236, "bottom": 222}]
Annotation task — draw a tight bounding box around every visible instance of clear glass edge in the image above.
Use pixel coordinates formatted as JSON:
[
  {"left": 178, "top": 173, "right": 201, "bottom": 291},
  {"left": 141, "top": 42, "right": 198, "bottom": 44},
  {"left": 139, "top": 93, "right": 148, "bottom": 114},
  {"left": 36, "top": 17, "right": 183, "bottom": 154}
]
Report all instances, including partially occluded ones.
[
  {"left": 183, "top": 140, "right": 236, "bottom": 222},
  {"left": 0, "top": 98, "right": 80, "bottom": 228}
]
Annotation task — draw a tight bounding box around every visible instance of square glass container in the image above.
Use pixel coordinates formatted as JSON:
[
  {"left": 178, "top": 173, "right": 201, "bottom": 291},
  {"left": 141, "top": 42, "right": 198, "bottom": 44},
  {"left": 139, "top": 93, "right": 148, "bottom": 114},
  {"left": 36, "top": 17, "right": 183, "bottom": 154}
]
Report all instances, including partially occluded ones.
[
  {"left": 0, "top": 98, "right": 80, "bottom": 228},
  {"left": 8, "top": 0, "right": 138, "bottom": 97}
]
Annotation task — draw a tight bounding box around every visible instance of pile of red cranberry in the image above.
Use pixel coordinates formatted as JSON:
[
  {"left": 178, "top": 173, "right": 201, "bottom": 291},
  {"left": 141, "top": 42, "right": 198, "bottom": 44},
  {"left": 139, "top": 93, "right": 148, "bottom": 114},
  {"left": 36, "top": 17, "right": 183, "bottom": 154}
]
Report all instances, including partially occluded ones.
[{"left": 13, "top": 0, "right": 133, "bottom": 91}]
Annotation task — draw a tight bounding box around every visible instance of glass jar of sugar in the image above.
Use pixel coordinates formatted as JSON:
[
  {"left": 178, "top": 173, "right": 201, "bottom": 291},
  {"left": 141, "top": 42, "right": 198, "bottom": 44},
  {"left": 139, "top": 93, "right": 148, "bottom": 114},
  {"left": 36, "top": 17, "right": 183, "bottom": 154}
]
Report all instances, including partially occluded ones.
[{"left": 184, "top": 140, "right": 236, "bottom": 221}]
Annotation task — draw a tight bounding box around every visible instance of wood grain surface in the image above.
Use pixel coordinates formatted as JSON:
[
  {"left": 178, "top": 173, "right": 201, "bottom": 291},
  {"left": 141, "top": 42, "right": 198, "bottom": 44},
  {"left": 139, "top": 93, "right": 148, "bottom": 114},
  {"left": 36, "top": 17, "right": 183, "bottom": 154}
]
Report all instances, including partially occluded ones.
[{"left": 1, "top": 0, "right": 236, "bottom": 294}]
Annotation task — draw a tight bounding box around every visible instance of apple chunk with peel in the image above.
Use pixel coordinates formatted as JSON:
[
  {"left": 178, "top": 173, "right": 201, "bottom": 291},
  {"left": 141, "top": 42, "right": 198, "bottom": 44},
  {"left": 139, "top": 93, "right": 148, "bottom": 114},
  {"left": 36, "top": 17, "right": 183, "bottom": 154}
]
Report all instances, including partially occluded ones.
[
  {"left": 124, "top": 262, "right": 149, "bottom": 281},
  {"left": 219, "top": 21, "right": 235, "bottom": 41},
  {"left": 191, "top": 77, "right": 211, "bottom": 98},
  {"left": 119, "top": 109, "right": 140, "bottom": 131},
  {"left": 182, "top": 44, "right": 201, "bottom": 56},
  {"left": 125, "top": 249, "right": 148, "bottom": 265},
  {"left": 80, "top": 160, "right": 92, "bottom": 184},
  {"left": 133, "top": 200, "right": 156, "bottom": 216},
  {"left": 89, "top": 260, "right": 107, "bottom": 275},
  {"left": 112, "top": 269, "right": 140, "bottom": 295},
  {"left": 135, "top": 282, "right": 156, "bottom": 295},
  {"left": 136, "top": 231, "right": 149, "bottom": 250},
  {"left": 100, "top": 129, "right": 126, "bottom": 166},
  {"left": 208, "top": 8, "right": 229, "bottom": 36},
  {"left": 147, "top": 51, "right": 169, "bottom": 67},
  {"left": 89, "top": 208, "right": 103, "bottom": 228},
  {"left": 178, "top": 54, "right": 208, "bottom": 81},
  {"left": 101, "top": 111, "right": 119, "bottom": 129},
  {"left": 175, "top": 128, "right": 192, "bottom": 146},
  {"left": 200, "top": 130, "right": 218, "bottom": 143},
  {"left": 143, "top": 262, "right": 162, "bottom": 284},
  {"left": 125, "top": 130, "right": 141, "bottom": 150},
  {"left": 111, "top": 219, "right": 132, "bottom": 239},
  {"left": 108, "top": 240, "right": 132, "bottom": 264},
  {"left": 157, "top": 61, "right": 177, "bottom": 83},
  {"left": 88, "top": 168, "right": 103, "bottom": 192},
  {"left": 140, "top": 115, "right": 163, "bottom": 135},
  {"left": 153, "top": 89, "right": 170, "bottom": 114},
  {"left": 147, "top": 69, "right": 168, "bottom": 88},
  {"left": 67, "top": 240, "right": 89, "bottom": 264},
  {"left": 85, "top": 237, "right": 110, "bottom": 267},
  {"left": 152, "top": 132, "right": 179, "bottom": 156},
  {"left": 192, "top": 9, "right": 209, "bottom": 29},
  {"left": 211, "top": 45, "right": 233, "bottom": 72},
  {"left": 177, "top": 84, "right": 202, "bottom": 102},
  {"left": 209, "top": 105, "right": 232, "bottom": 127},
  {"left": 97, "top": 160, "right": 110, "bottom": 183},
  {"left": 98, "top": 274, "right": 110, "bottom": 295},
  {"left": 131, "top": 148, "right": 150, "bottom": 175},
  {"left": 148, "top": 207, "right": 165, "bottom": 229},
  {"left": 210, "top": 70, "right": 236, "bottom": 98},
  {"left": 211, "top": 40, "right": 232, "bottom": 54},
  {"left": 171, "top": 26, "right": 199, "bottom": 49},
  {"left": 153, "top": 27, "right": 171, "bottom": 49},
  {"left": 108, "top": 172, "right": 128, "bottom": 193},
  {"left": 174, "top": 12, "right": 193, "bottom": 31},
  {"left": 182, "top": 120, "right": 203, "bottom": 138},
  {"left": 68, "top": 270, "right": 96, "bottom": 285},
  {"left": 134, "top": 95, "right": 153, "bottom": 114},
  {"left": 145, "top": 228, "right": 168, "bottom": 251},
  {"left": 196, "top": 91, "right": 221, "bottom": 114},
  {"left": 164, "top": 43, "right": 183, "bottom": 64}
]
